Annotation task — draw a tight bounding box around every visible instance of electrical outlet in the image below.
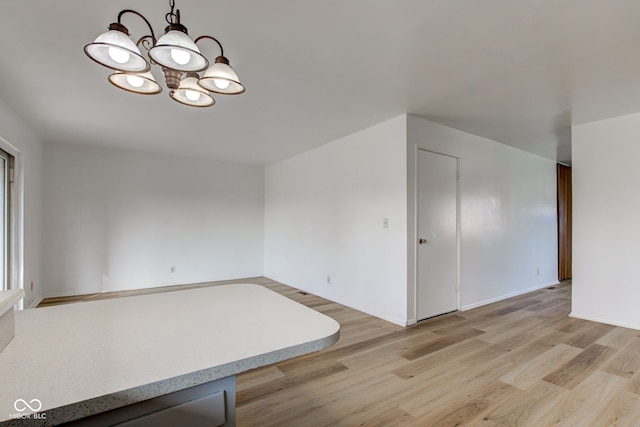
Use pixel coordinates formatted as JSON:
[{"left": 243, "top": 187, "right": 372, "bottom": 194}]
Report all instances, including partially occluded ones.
[
  {"left": 326, "top": 276, "right": 331, "bottom": 284},
  {"left": 383, "top": 218, "right": 389, "bottom": 228},
  {"left": 171, "top": 266, "right": 176, "bottom": 273},
  {"left": 30, "top": 281, "right": 34, "bottom": 291},
  {"left": 536, "top": 267, "right": 540, "bottom": 276}
]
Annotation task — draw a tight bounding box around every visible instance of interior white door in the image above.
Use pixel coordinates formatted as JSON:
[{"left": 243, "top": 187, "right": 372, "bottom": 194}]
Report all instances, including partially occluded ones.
[{"left": 417, "top": 149, "right": 458, "bottom": 320}]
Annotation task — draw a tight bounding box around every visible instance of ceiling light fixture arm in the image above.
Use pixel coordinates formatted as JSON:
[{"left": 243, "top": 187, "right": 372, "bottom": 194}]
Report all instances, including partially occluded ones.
[
  {"left": 116, "top": 9, "right": 157, "bottom": 47},
  {"left": 194, "top": 35, "right": 225, "bottom": 58}
]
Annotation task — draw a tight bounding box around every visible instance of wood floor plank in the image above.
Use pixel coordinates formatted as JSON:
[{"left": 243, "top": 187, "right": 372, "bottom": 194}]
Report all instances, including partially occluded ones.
[
  {"left": 629, "top": 371, "right": 640, "bottom": 396},
  {"left": 526, "top": 298, "right": 569, "bottom": 313},
  {"left": 472, "top": 306, "right": 535, "bottom": 332},
  {"left": 542, "top": 343, "right": 616, "bottom": 389},
  {"left": 236, "top": 359, "right": 349, "bottom": 404},
  {"left": 498, "top": 330, "right": 570, "bottom": 367},
  {"left": 430, "top": 312, "right": 498, "bottom": 335},
  {"left": 534, "top": 370, "right": 629, "bottom": 426},
  {"left": 476, "top": 316, "right": 542, "bottom": 344},
  {"left": 475, "top": 380, "right": 569, "bottom": 426},
  {"left": 494, "top": 298, "right": 542, "bottom": 316},
  {"left": 391, "top": 338, "right": 487, "bottom": 380},
  {"left": 395, "top": 360, "right": 477, "bottom": 416},
  {"left": 597, "top": 327, "right": 640, "bottom": 349},
  {"left": 588, "top": 390, "right": 640, "bottom": 427},
  {"left": 342, "top": 407, "right": 416, "bottom": 427},
  {"left": 336, "top": 332, "right": 439, "bottom": 370},
  {"left": 401, "top": 356, "right": 517, "bottom": 419},
  {"left": 499, "top": 343, "right": 583, "bottom": 390},
  {"left": 400, "top": 327, "right": 485, "bottom": 361},
  {"left": 559, "top": 317, "right": 594, "bottom": 334},
  {"left": 532, "top": 301, "right": 573, "bottom": 320},
  {"left": 235, "top": 366, "right": 285, "bottom": 391},
  {"left": 237, "top": 387, "right": 338, "bottom": 426},
  {"left": 477, "top": 306, "right": 539, "bottom": 326},
  {"left": 458, "top": 332, "right": 537, "bottom": 367},
  {"left": 241, "top": 371, "right": 408, "bottom": 427},
  {"left": 314, "top": 374, "right": 416, "bottom": 426},
  {"left": 417, "top": 313, "right": 468, "bottom": 330},
  {"left": 601, "top": 338, "right": 640, "bottom": 379},
  {"left": 564, "top": 321, "right": 616, "bottom": 349},
  {"left": 416, "top": 380, "right": 515, "bottom": 426}
]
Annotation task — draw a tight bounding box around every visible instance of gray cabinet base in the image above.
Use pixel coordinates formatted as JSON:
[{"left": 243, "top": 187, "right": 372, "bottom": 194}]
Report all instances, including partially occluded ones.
[{"left": 67, "top": 376, "right": 236, "bottom": 427}]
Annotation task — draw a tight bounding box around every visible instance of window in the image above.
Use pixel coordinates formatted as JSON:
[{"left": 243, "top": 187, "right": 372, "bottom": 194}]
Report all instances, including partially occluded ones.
[{"left": 0, "top": 148, "right": 13, "bottom": 291}]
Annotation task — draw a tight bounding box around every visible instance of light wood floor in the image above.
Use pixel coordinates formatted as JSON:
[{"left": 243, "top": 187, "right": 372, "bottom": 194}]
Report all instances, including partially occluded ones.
[{"left": 40, "top": 278, "right": 640, "bottom": 426}]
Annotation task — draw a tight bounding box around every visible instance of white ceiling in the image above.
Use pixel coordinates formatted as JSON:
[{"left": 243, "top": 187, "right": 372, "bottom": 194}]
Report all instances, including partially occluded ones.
[{"left": 2, "top": 0, "right": 640, "bottom": 166}]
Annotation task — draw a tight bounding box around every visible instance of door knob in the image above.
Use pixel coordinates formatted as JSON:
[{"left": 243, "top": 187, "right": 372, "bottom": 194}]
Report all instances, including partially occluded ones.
[{"left": 419, "top": 238, "right": 428, "bottom": 244}]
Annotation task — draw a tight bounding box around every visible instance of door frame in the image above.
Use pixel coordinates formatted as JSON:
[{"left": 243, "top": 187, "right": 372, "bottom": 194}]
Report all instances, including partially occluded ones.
[
  {"left": 407, "top": 145, "right": 461, "bottom": 325},
  {"left": 0, "top": 135, "right": 24, "bottom": 308},
  {"left": 557, "top": 164, "right": 572, "bottom": 281}
]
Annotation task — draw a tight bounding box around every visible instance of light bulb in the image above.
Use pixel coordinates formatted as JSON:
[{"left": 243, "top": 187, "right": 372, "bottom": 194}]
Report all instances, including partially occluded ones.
[
  {"left": 185, "top": 89, "right": 201, "bottom": 101},
  {"left": 171, "top": 49, "right": 191, "bottom": 65},
  {"left": 126, "top": 75, "right": 144, "bottom": 88},
  {"left": 213, "top": 78, "right": 230, "bottom": 89},
  {"left": 108, "top": 46, "right": 130, "bottom": 64}
]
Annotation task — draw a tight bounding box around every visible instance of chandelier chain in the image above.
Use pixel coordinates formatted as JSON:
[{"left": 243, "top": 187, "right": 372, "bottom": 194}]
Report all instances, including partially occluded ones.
[{"left": 166, "top": 0, "right": 179, "bottom": 25}]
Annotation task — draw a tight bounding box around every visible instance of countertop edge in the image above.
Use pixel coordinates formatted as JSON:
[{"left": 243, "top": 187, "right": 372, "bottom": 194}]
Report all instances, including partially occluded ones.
[{"left": 0, "top": 290, "right": 24, "bottom": 317}]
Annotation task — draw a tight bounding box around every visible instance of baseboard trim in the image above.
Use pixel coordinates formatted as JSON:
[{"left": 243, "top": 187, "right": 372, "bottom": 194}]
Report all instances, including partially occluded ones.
[
  {"left": 341, "top": 304, "right": 407, "bottom": 327},
  {"left": 42, "top": 277, "right": 270, "bottom": 300},
  {"left": 569, "top": 312, "right": 640, "bottom": 331},
  {"left": 25, "top": 295, "right": 43, "bottom": 309},
  {"left": 460, "top": 280, "right": 559, "bottom": 311}
]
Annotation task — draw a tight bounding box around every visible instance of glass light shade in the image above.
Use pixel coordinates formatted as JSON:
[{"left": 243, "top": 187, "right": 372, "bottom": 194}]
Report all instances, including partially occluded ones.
[
  {"left": 84, "top": 27, "right": 149, "bottom": 72},
  {"left": 198, "top": 57, "right": 245, "bottom": 95},
  {"left": 108, "top": 71, "right": 162, "bottom": 95},
  {"left": 170, "top": 74, "right": 215, "bottom": 107},
  {"left": 149, "top": 30, "right": 208, "bottom": 72}
]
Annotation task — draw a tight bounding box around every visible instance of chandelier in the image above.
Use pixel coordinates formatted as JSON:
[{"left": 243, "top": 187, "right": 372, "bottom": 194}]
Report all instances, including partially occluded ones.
[{"left": 84, "top": 0, "right": 245, "bottom": 108}]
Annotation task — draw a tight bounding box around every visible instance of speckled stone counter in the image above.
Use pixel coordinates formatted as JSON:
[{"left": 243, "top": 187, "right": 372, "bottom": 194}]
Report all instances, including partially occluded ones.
[{"left": 0, "top": 284, "right": 340, "bottom": 425}]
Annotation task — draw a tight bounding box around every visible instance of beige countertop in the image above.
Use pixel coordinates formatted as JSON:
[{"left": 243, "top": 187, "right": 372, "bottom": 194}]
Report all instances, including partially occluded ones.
[{"left": 0, "top": 284, "right": 340, "bottom": 425}]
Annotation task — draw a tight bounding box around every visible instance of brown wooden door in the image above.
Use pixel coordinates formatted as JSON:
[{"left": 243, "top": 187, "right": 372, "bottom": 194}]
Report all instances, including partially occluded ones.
[{"left": 557, "top": 164, "right": 572, "bottom": 281}]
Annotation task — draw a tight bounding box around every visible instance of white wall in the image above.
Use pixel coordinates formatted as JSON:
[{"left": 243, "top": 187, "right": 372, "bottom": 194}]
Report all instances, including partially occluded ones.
[
  {"left": 42, "top": 142, "right": 264, "bottom": 297},
  {"left": 264, "top": 116, "right": 408, "bottom": 325},
  {"left": 0, "top": 98, "right": 44, "bottom": 309},
  {"left": 572, "top": 112, "right": 640, "bottom": 330},
  {"left": 407, "top": 116, "right": 558, "bottom": 321},
  {"left": 265, "top": 114, "right": 557, "bottom": 326}
]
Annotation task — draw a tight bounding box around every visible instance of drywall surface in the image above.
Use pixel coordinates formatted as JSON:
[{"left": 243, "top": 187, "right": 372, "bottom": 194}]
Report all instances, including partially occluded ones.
[
  {"left": 407, "top": 116, "right": 558, "bottom": 322},
  {"left": 265, "top": 115, "right": 408, "bottom": 325},
  {"left": 42, "top": 142, "right": 264, "bottom": 296},
  {"left": 572, "top": 112, "right": 640, "bottom": 330},
  {"left": 0, "top": 97, "right": 43, "bottom": 309}
]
